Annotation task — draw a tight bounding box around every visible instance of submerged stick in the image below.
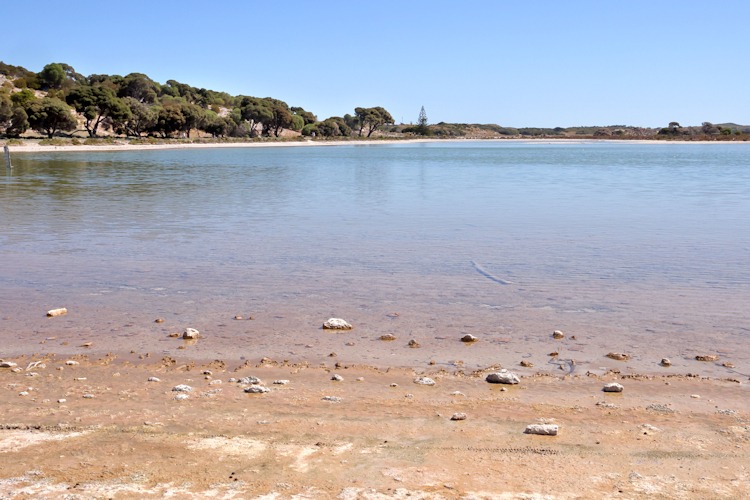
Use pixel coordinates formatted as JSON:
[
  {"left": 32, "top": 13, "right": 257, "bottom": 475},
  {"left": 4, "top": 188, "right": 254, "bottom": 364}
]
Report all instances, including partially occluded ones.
[{"left": 471, "top": 260, "right": 514, "bottom": 285}]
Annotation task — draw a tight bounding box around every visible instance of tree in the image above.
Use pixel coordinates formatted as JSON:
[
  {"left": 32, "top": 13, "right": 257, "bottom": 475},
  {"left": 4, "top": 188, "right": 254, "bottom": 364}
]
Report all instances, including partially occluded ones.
[
  {"left": 66, "top": 85, "right": 131, "bottom": 137},
  {"left": 119, "top": 73, "right": 159, "bottom": 103},
  {"left": 38, "top": 63, "right": 65, "bottom": 90},
  {"left": 155, "top": 101, "right": 186, "bottom": 137},
  {"left": 414, "top": 106, "right": 430, "bottom": 135},
  {"left": 354, "top": 106, "right": 394, "bottom": 137},
  {"left": 238, "top": 96, "right": 273, "bottom": 137},
  {"left": 7, "top": 107, "right": 29, "bottom": 136},
  {"left": 28, "top": 97, "right": 78, "bottom": 138},
  {"left": 201, "top": 110, "right": 230, "bottom": 138},
  {"left": 291, "top": 106, "right": 317, "bottom": 125},
  {"left": 10, "top": 89, "right": 37, "bottom": 109},
  {"left": 117, "top": 97, "right": 159, "bottom": 137},
  {"left": 262, "top": 98, "right": 295, "bottom": 137},
  {"left": 0, "top": 91, "right": 12, "bottom": 130}
]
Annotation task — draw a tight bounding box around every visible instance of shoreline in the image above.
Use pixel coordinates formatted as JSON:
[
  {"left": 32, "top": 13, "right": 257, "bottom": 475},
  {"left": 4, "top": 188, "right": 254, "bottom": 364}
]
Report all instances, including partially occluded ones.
[
  {"left": 1, "top": 351, "right": 748, "bottom": 498},
  {"left": 5, "top": 136, "right": 750, "bottom": 154}
]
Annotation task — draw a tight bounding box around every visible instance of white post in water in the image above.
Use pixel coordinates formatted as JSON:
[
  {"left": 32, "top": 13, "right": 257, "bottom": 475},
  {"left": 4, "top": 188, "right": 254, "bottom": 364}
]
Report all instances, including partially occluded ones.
[{"left": 3, "top": 145, "right": 11, "bottom": 170}]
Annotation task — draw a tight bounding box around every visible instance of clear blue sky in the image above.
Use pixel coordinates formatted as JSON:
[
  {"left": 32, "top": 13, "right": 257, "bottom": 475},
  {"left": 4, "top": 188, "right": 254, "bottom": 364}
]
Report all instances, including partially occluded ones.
[{"left": 2, "top": 0, "right": 748, "bottom": 127}]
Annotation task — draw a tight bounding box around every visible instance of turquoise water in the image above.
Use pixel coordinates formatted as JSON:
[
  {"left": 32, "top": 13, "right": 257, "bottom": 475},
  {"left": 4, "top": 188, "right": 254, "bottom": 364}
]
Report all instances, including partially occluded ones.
[{"left": 2, "top": 142, "right": 749, "bottom": 375}]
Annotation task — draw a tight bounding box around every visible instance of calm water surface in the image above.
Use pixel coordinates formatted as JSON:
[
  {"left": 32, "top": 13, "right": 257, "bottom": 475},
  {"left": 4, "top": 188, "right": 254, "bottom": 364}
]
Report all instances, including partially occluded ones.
[{"left": 2, "top": 142, "right": 749, "bottom": 376}]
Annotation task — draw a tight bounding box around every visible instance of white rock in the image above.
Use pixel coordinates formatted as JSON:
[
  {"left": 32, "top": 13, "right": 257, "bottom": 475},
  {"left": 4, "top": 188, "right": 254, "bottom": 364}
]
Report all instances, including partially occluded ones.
[
  {"left": 172, "top": 384, "right": 193, "bottom": 392},
  {"left": 525, "top": 424, "right": 559, "bottom": 436},
  {"left": 147, "top": 377, "right": 161, "bottom": 382},
  {"left": 57, "top": 399, "right": 66, "bottom": 404},
  {"left": 46, "top": 307, "right": 68, "bottom": 317},
  {"left": 65, "top": 360, "right": 79, "bottom": 366},
  {"left": 0, "top": 361, "right": 18, "bottom": 368},
  {"left": 273, "top": 379, "right": 290, "bottom": 385},
  {"left": 486, "top": 369, "right": 520, "bottom": 385},
  {"left": 323, "top": 318, "right": 353, "bottom": 330},
  {"left": 18, "top": 391, "right": 29, "bottom": 396},
  {"left": 603, "top": 382, "right": 624, "bottom": 393},
  {"left": 322, "top": 395, "right": 342, "bottom": 402},
  {"left": 174, "top": 394, "right": 189, "bottom": 401},
  {"left": 183, "top": 328, "right": 200, "bottom": 339},
  {"left": 450, "top": 391, "right": 466, "bottom": 397},
  {"left": 451, "top": 413, "right": 467, "bottom": 421},
  {"left": 244, "top": 385, "right": 270, "bottom": 394},
  {"left": 239, "top": 376, "right": 262, "bottom": 385},
  {"left": 414, "top": 376, "right": 436, "bottom": 386},
  {"left": 209, "top": 379, "right": 222, "bottom": 385},
  {"left": 82, "top": 394, "right": 94, "bottom": 399},
  {"left": 331, "top": 374, "right": 344, "bottom": 381},
  {"left": 552, "top": 330, "right": 565, "bottom": 339}
]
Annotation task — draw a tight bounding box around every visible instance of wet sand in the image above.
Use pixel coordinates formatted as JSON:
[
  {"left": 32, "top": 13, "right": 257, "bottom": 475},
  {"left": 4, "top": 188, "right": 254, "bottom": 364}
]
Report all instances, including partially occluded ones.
[{"left": 1, "top": 345, "right": 748, "bottom": 498}]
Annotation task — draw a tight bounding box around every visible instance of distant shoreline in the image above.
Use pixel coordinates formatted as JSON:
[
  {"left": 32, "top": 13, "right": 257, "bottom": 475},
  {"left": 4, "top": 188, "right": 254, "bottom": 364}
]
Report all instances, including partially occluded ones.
[{"left": 5, "top": 136, "right": 749, "bottom": 154}]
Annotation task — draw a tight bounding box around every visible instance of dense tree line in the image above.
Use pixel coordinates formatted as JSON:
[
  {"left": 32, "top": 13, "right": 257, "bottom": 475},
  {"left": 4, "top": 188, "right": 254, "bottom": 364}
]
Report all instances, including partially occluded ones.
[{"left": 0, "top": 61, "right": 393, "bottom": 139}]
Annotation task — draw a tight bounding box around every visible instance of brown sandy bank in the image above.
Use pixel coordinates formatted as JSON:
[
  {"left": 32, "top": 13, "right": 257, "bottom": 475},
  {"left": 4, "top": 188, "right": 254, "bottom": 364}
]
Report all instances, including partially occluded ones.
[{"left": 1, "top": 353, "right": 748, "bottom": 498}]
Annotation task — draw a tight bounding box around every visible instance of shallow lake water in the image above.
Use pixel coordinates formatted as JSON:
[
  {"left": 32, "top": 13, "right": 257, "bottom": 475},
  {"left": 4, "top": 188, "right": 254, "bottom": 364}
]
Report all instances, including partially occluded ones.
[{"left": 2, "top": 141, "right": 749, "bottom": 377}]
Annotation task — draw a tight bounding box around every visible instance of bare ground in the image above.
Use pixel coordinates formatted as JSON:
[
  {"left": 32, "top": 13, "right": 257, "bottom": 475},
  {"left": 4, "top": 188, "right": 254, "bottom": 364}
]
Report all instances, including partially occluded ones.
[{"left": 1, "top": 353, "right": 748, "bottom": 499}]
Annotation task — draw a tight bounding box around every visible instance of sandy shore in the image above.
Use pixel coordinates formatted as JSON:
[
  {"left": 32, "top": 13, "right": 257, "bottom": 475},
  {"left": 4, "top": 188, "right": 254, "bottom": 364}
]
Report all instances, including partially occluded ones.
[
  {"left": 1, "top": 350, "right": 748, "bottom": 498},
  {"left": 4, "top": 137, "right": 749, "bottom": 154}
]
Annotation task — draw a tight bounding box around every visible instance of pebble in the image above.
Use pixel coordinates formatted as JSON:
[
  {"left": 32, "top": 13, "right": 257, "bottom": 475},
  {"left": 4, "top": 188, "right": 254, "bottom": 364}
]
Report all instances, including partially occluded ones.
[
  {"left": 520, "top": 360, "right": 534, "bottom": 367},
  {"left": 524, "top": 424, "right": 559, "bottom": 436},
  {"left": 390, "top": 383, "right": 399, "bottom": 387},
  {"left": 82, "top": 394, "right": 94, "bottom": 399},
  {"left": 183, "top": 328, "right": 200, "bottom": 339},
  {"left": 606, "top": 352, "right": 631, "bottom": 361},
  {"left": 273, "top": 380, "right": 290, "bottom": 385},
  {"left": 596, "top": 401, "right": 617, "bottom": 408},
  {"left": 450, "top": 413, "right": 467, "bottom": 421},
  {"left": 239, "top": 376, "right": 262, "bottom": 385},
  {"left": 450, "top": 391, "right": 466, "bottom": 397},
  {"left": 485, "top": 369, "right": 520, "bottom": 385},
  {"left": 322, "top": 396, "right": 342, "bottom": 402},
  {"left": 721, "top": 362, "right": 735, "bottom": 368},
  {"left": 234, "top": 315, "right": 243, "bottom": 320},
  {"left": 552, "top": 330, "right": 565, "bottom": 339},
  {"left": 209, "top": 379, "right": 222, "bottom": 385},
  {"left": 379, "top": 334, "right": 397, "bottom": 341},
  {"left": 460, "top": 334, "right": 478, "bottom": 343},
  {"left": 408, "top": 339, "right": 421, "bottom": 348},
  {"left": 660, "top": 358, "right": 672, "bottom": 367},
  {"left": 46, "top": 307, "right": 68, "bottom": 317},
  {"left": 695, "top": 354, "right": 719, "bottom": 362},
  {"left": 244, "top": 385, "right": 270, "bottom": 394},
  {"left": 356, "top": 377, "right": 364, "bottom": 382},
  {"left": 603, "top": 382, "right": 624, "bottom": 393},
  {"left": 640, "top": 424, "right": 661, "bottom": 434},
  {"left": 154, "top": 318, "right": 165, "bottom": 323},
  {"left": 690, "top": 394, "right": 701, "bottom": 399},
  {"left": 172, "top": 384, "right": 193, "bottom": 392},
  {"left": 0, "top": 361, "right": 18, "bottom": 368},
  {"left": 19, "top": 391, "right": 29, "bottom": 397},
  {"left": 174, "top": 394, "right": 189, "bottom": 401},
  {"left": 147, "top": 377, "right": 161, "bottom": 382},
  {"left": 331, "top": 374, "right": 344, "bottom": 381},
  {"left": 323, "top": 318, "right": 353, "bottom": 330},
  {"left": 65, "top": 360, "right": 79, "bottom": 366},
  {"left": 413, "top": 376, "right": 436, "bottom": 386},
  {"left": 57, "top": 399, "right": 66, "bottom": 404}
]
